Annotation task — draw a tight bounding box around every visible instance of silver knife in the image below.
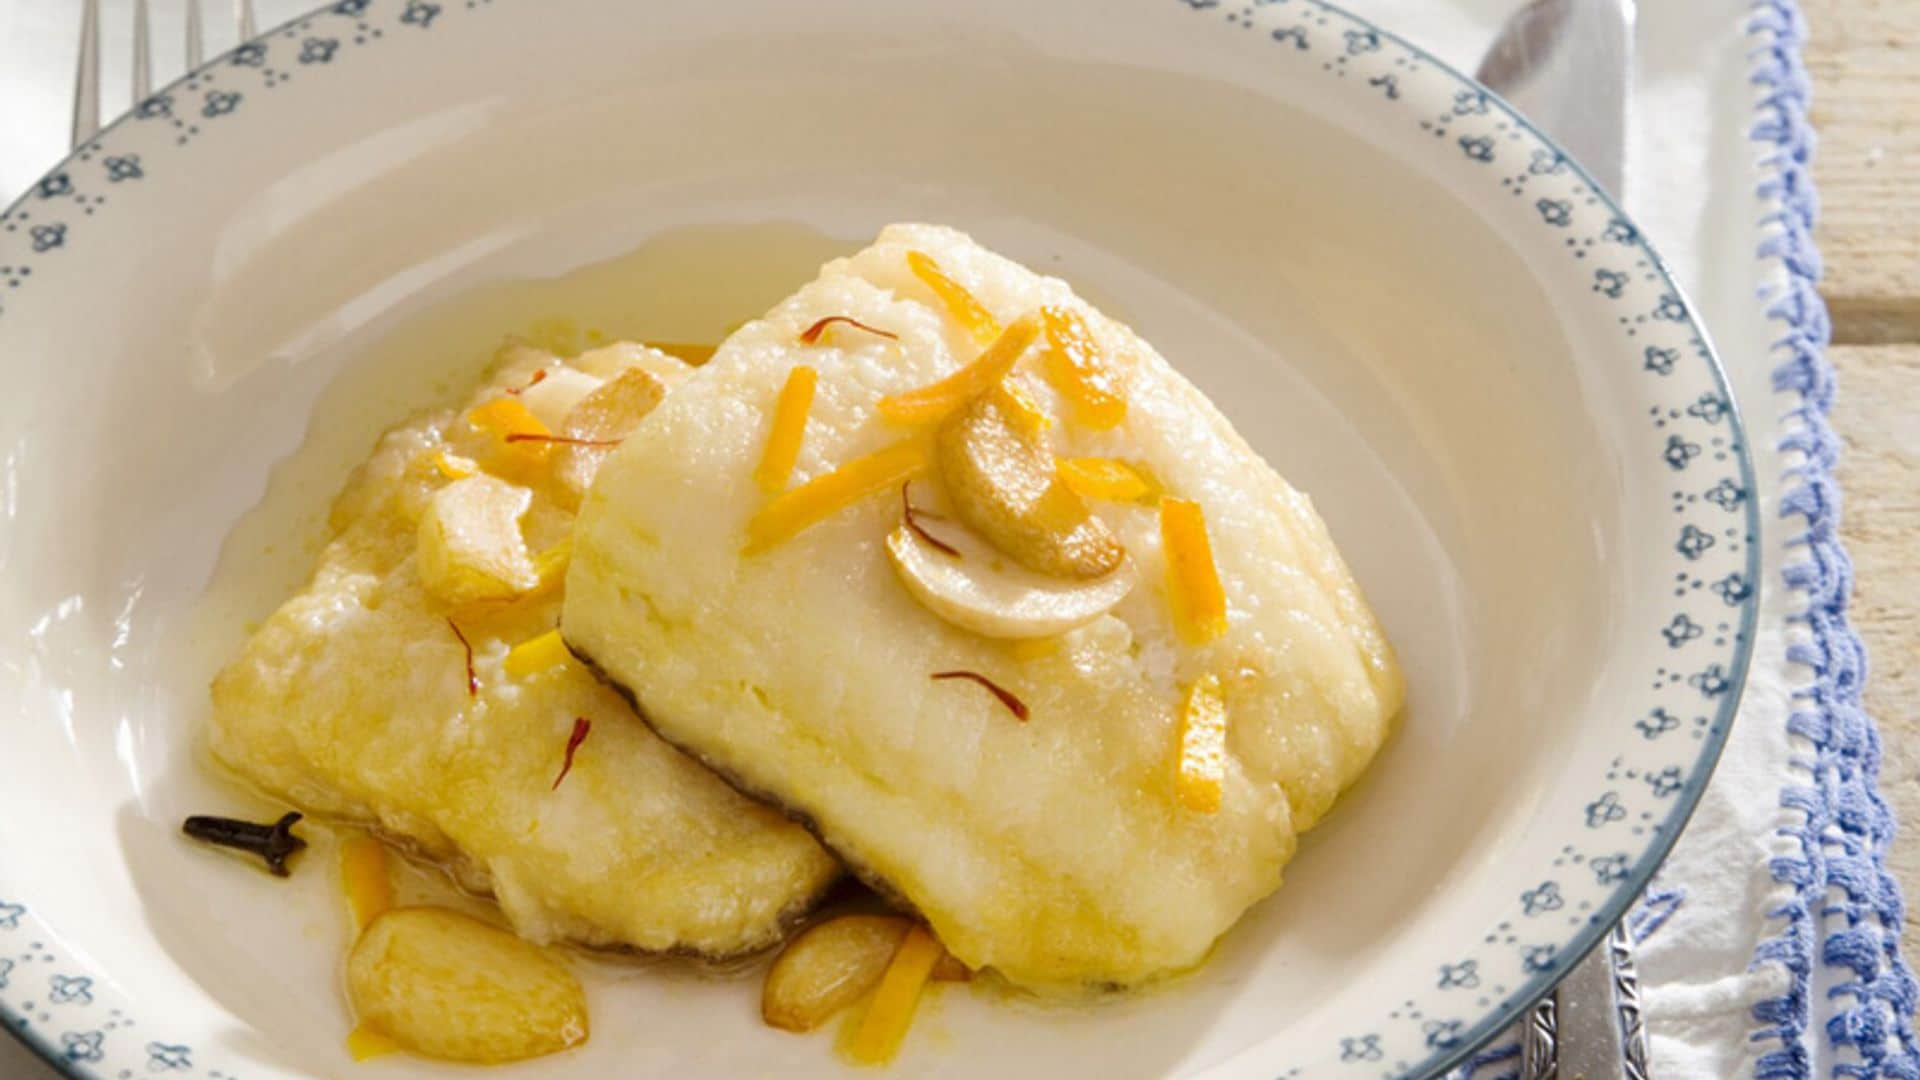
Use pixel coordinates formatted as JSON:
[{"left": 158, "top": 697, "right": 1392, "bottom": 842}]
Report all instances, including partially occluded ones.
[
  {"left": 1474, "top": 2, "right": 1647, "bottom": 1077},
  {"left": 1477, "top": 0, "right": 1635, "bottom": 198}
]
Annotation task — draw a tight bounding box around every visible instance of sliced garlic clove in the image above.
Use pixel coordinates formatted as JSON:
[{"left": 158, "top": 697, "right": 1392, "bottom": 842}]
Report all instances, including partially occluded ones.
[
  {"left": 514, "top": 367, "right": 604, "bottom": 431},
  {"left": 417, "top": 475, "right": 541, "bottom": 605},
  {"left": 572, "top": 341, "right": 694, "bottom": 385},
  {"left": 935, "top": 389, "right": 1125, "bottom": 580},
  {"left": 887, "top": 517, "right": 1136, "bottom": 639},
  {"left": 761, "top": 914, "right": 911, "bottom": 1033},
  {"left": 347, "top": 907, "right": 588, "bottom": 1064},
  {"left": 552, "top": 367, "right": 669, "bottom": 508}
]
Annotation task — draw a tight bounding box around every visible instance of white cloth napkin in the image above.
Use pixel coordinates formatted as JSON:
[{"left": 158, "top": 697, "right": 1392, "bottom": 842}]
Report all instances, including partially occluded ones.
[{"left": 1333, "top": 1, "right": 1918, "bottom": 1077}]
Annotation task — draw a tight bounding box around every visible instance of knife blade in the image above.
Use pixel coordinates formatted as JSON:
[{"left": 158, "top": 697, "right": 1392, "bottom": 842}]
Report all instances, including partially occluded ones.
[
  {"left": 1474, "top": 4, "right": 1644, "bottom": 1076},
  {"left": 1475, "top": 0, "right": 1635, "bottom": 198}
]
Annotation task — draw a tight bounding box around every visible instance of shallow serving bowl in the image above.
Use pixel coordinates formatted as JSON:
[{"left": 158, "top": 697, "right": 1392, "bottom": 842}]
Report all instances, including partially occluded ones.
[{"left": 0, "top": 0, "right": 1758, "bottom": 1076}]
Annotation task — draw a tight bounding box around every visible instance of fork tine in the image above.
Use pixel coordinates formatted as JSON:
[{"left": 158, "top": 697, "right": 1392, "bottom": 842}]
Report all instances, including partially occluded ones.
[
  {"left": 70, "top": 0, "right": 101, "bottom": 149},
  {"left": 187, "top": 0, "right": 205, "bottom": 69},
  {"left": 236, "top": 0, "right": 257, "bottom": 42},
  {"left": 133, "top": 0, "right": 153, "bottom": 102}
]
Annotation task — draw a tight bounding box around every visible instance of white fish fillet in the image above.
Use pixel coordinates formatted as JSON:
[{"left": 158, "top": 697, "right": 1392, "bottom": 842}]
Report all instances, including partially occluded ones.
[
  {"left": 210, "top": 341, "right": 840, "bottom": 958},
  {"left": 564, "top": 225, "right": 1404, "bottom": 989}
]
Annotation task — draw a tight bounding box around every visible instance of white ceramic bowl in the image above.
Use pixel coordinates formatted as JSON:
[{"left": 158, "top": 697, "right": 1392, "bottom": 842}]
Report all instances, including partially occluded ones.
[{"left": 0, "top": 0, "right": 1758, "bottom": 1076}]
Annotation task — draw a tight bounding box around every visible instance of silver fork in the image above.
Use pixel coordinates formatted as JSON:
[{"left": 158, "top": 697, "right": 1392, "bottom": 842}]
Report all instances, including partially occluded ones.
[{"left": 71, "top": 0, "right": 258, "bottom": 150}]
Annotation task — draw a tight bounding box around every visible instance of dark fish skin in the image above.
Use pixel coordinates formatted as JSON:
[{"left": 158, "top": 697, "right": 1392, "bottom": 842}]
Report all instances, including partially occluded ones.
[{"left": 565, "top": 638, "right": 927, "bottom": 925}]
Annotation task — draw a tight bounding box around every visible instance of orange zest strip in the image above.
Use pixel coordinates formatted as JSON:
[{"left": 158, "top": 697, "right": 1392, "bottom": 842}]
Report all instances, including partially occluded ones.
[
  {"left": 1159, "top": 496, "right": 1229, "bottom": 644},
  {"left": 876, "top": 315, "right": 1041, "bottom": 425},
  {"left": 993, "top": 379, "right": 1054, "bottom": 434},
  {"left": 446, "top": 618, "right": 478, "bottom": 697},
  {"left": 469, "top": 397, "right": 554, "bottom": 465},
  {"left": 470, "top": 397, "right": 551, "bottom": 440},
  {"left": 930, "top": 671, "right": 1029, "bottom": 721},
  {"left": 744, "top": 439, "right": 930, "bottom": 554},
  {"left": 800, "top": 316, "right": 899, "bottom": 344},
  {"left": 646, "top": 342, "right": 718, "bottom": 366},
  {"left": 1039, "top": 305, "right": 1127, "bottom": 429},
  {"left": 1174, "top": 675, "right": 1228, "bottom": 813},
  {"left": 552, "top": 717, "right": 592, "bottom": 791},
  {"left": 846, "top": 925, "right": 943, "bottom": 1065},
  {"left": 906, "top": 251, "right": 1002, "bottom": 346},
  {"left": 345, "top": 1023, "right": 401, "bottom": 1061},
  {"left": 340, "top": 834, "right": 392, "bottom": 934},
  {"left": 755, "top": 365, "right": 819, "bottom": 494},
  {"left": 504, "top": 629, "right": 571, "bottom": 678},
  {"left": 1057, "top": 457, "right": 1151, "bottom": 502}
]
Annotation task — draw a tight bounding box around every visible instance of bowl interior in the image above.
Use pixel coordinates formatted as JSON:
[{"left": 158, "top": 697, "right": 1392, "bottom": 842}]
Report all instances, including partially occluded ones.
[{"left": 0, "top": 2, "right": 1740, "bottom": 1076}]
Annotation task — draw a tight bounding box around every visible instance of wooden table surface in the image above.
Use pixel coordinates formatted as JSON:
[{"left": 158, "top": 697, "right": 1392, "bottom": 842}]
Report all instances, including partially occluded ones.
[{"left": 1804, "top": 0, "right": 1920, "bottom": 959}]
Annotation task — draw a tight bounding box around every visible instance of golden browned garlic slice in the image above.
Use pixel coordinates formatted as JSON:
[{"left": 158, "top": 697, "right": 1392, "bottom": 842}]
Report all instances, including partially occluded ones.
[
  {"left": 886, "top": 515, "right": 1136, "bottom": 639},
  {"left": 416, "top": 475, "right": 540, "bottom": 605},
  {"left": 347, "top": 907, "right": 588, "bottom": 1064},
  {"left": 761, "top": 914, "right": 911, "bottom": 1032},
  {"left": 935, "top": 389, "right": 1124, "bottom": 580},
  {"left": 551, "top": 367, "right": 669, "bottom": 507}
]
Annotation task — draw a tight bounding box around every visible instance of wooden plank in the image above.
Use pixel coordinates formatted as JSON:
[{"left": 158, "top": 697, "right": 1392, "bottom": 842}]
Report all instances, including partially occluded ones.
[
  {"left": 1829, "top": 345, "right": 1920, "bottom": 960},
  {"left": 1803, "top": 0, "right": 1920, "bottom": 343}
]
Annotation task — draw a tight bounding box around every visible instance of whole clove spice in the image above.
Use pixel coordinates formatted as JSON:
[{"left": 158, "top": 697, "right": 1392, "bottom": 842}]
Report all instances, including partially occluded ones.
[{"left": 182, "top": 811, "right": 308, "bottom": 877}]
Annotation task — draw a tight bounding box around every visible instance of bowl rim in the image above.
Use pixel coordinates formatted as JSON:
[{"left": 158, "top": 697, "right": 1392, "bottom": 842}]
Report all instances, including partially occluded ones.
[
  {"left": 0, "top": 0, "right": 1761, "bottom": 1076},
  {"left": 1267, "top": 6, "right": 1758, "bottom": 1076}
]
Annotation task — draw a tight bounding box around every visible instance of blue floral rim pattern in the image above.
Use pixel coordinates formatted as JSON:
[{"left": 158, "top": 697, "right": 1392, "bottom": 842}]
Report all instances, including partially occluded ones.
[
  {"left": 0, "top": 0, "right": 1769, "bottom": 1076},
  {"left": 1455, "top": 2, "right": 1920, "bottom": 1078},
  {"left": 1191, "top": 2, "right": 1761, "bottom": 1074}
]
